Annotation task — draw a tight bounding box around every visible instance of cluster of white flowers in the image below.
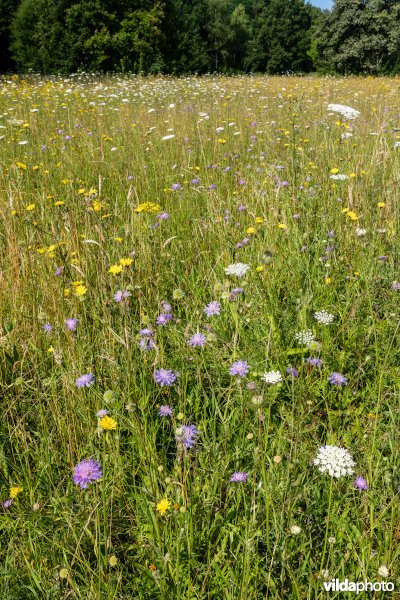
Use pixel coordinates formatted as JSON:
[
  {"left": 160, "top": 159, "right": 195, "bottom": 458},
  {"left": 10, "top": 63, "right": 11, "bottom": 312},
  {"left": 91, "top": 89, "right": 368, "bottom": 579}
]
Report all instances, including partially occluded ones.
[
  {"left": 330, "top": 173, "right": 348, "bottom": 181},
  {"left": 394, "top": 141, "right": 400, "bottom": 149},
  {"left": 314, "top": 310, "right": 334, "bottom": 325},
  {"left": 224, "top": 263, "right": 250, "bottom": 277},
  {"left": 340, "top": 132, "right": 353, "bottom": 140},
  {"left": 314, "top": 445, "right": 355, "bottom": 478},
  {"left": 327, "top": 103, "right": 360, "bottom": 120},
  {"left": 261, "top": 370, "right": 282, "bottom": 384},
  {"left": 295, "top": 330, "right": 315, "bottom": 346},
  {"left": 355, "top": 227, "right": 367, "bottom": 237}
]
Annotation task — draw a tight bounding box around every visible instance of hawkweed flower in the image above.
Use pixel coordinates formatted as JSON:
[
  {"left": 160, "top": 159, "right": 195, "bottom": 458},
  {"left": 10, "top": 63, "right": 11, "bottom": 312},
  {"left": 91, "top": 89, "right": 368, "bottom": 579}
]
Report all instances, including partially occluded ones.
[
  {"left": 65, "top": 318, "right": 78, "bottom": 332},
  {"left": 73, "top": 459, "right": 102, "bottom": 489},
  {"left": 262, "top": 370, "right": 282, "bottom": 384},
  {"left": 158, "top": 405, "right": 173, "bottom": 417},
  {"left": 204, "top": 301, "right": 220, "bottom": 316},
  {"left": 99, "top": 416, "right": 117, "bottom": 430},
  {"left": 229, "top": 361, "right": 249, "bottom": 377},
  {"left": 76, "top": 373, "right": 95, "bottom": 388},
  {"left": 354, "top": 476, "right": 368, "bottom": 490},
  {"left": 156, "top": 498, "right": 170, "bottom": 515},
  {"left": 176, "top": 424, "right": 199, "bottom": 449},
  {"left": 230, "top": 472, "right": 248, "bottom": 482},
  {"left": 314, "top": 445, "right": 355, "bottom": 478},
  {"left": 154, "top": 369, "right": 177, "bottom": 386},
  {"left": 328, "top": 372, "right": 348, "bottom": 386},
  {"left": 10, "top": 486, "right": 23, "bottom": 498}
]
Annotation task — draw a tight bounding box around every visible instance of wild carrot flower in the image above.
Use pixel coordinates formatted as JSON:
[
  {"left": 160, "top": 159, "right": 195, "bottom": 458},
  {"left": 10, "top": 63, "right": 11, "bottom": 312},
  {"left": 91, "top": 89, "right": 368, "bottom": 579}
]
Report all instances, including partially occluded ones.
[{"left": 314, "top": 445, "right": 355, "bottom": 478}]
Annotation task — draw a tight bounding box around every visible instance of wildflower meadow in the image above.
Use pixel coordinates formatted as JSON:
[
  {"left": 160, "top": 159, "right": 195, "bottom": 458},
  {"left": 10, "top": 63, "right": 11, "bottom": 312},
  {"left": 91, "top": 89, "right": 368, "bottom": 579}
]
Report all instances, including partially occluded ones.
[{"left": 0, "top": 74, "right": 399, "bottom": 598}]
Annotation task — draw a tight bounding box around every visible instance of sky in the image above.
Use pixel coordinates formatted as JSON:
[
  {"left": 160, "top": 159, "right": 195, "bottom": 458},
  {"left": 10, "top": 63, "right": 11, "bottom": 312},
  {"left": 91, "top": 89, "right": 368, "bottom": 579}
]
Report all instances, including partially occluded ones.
[{"left": 309, "top": 0, "right": 333, "bottom": 8}]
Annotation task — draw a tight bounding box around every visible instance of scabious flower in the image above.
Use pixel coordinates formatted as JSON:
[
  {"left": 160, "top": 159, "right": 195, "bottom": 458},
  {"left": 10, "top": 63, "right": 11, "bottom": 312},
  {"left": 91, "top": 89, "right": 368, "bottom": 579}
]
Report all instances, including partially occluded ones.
[
  {"left": 229, "top": 361, "right": 249, "bottom": 377},
  {"left": 224, "top": 263, "right": 250, "bottom": 277},
  {"left": 156, "top": 313, "right": 174, "bottom": 325},
  {"left": 2, "top": 499, "right": 13, "bottom": 508},
  {"left": 176, "top": 424, "right": 199, "bottom": 449},
  {"left": 158, "top": 405, "right": 173, "bottom": 417},
  {"left": 306, "top": 357, "right": 323, "bottom": 367},
  {"left": 354, "top": 476, "right": 368, "bottom": 490},
  {"left": 314, "top": 445, "right": 355, "bottom": 478},
  {"left": 73, "top": 459, "right": 102, "bottom": 489},
  {"left": 204, "top": 301, "right": 220, "bottom": 316},
  {"left": 43, "top": 322, "right": 53, "bottom": 333},
  {"left": 139, "top": 337, "right": 156, "bottom": 351},
  {"left": 188, "top": 333, "right": 206, "bottom": 347},
  {"left": 286, "top": 366, "right": 299, "bottom": 377},
  {"left": 96, "top": 409, "right": 109, "bottom": 418},
  {"left": 230, "top": 472, "right": 248, "bottom": 482},
  {"left": 154, "top": 369, "right": 177, "bottom": 386},
  {"left": 76, "top": 373, "right": 95, "bottom": 388},
  {"left": 65, "top": 318, "right": 78, "bottom": 332},
  {"left": 391, "top": 281, "right": 400, "bottom": 291},
  {"left": 328, "top": 372, "right": 348, "bottom": 386},
  {"left": 295, "top": 330, "right": 315, "bottom": 347},
  {"left": 314, "top": 310, "right": 334, "bottom": 325},
  {"left": 262, "top": 370, "right": 282, "bottom": 384},
  {"left": 114, "top": 289, "right": 131, "bottom": 303}
]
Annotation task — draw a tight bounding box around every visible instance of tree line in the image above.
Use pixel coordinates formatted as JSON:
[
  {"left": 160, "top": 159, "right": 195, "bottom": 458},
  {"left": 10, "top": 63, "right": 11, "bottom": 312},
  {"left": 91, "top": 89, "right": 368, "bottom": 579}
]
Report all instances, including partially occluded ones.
[{"left": 0, "top": 0, "right": 399, "bottom": 75}]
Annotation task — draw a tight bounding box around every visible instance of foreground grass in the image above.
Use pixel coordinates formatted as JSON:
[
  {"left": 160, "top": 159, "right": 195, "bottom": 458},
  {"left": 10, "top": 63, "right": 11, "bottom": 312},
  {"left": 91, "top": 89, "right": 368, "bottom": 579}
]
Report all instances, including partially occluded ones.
[{"left": 0, "top": 74, "right": 399, "bottom": 598}]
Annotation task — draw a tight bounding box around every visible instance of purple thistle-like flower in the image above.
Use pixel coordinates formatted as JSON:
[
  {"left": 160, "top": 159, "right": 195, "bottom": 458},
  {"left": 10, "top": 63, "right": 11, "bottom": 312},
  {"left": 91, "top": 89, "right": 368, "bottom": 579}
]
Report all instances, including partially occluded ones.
[
  {"left": 188, "top": 333, "right": 206, "bottom": 347},
  {"left": 204, "top": 301, "right": 221, "bottom": 316},
  {"left": 154, "top": 369, "right": 177, "bottom": 387},
  {"left": 158, "top": 404, "right": 174, "bottom": 417},
  {"left": 73, "top": 459, "right": 102, "bottom": 489},
  {"left": 156, "top": 313, "right": 174, "bottom": 325},
  {"left": 354, "top": 476, "right": 368, "bottom": 491},
  {"left": 286, "top": 367, "right": 299, "bottom": 377},
  {"left": 76, "top": 373, "right": 95, "bottom": 388},
  {"left": 229, "top": 360, "right": 249, "bottom": 377},
  {"left": 328, "top": 372, "right": 348, "bottom": 386},
  {"left": 306, "top": 357, "right": 322, "bottom": 367},
  {"left": 2, "top": 499, "right": 13, "bottom": 508},
  {"left": 114, "top": 290, "right": 131, "bottom": 303},
  {"left": 65, "top": 318, "right": 78, "bottom": 332},
  {"left": 176, "top": 424, "right": 199, "bottom": 449},
  {"left": 230, "top": 472, "right": 249, "bottom": 483},
  {"left": 43, "top": 322, "right": 53, "bottom": 333}
]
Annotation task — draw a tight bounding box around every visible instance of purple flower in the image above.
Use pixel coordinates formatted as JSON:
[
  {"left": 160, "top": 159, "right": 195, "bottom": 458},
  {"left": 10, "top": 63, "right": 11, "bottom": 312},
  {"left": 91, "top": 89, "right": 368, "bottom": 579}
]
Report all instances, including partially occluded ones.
[
  {"left": 139, "top": 328, "right": 153, "bottom": 337},
  {"left": 161, "top": 302, "right": 172, "bottom": 312},
  {"left": 156, "top": 212, "right": 170, "bottom": 220},
  {"left": 306, "top": 357, "right": 322, "bottom": 367},
  {"left": 176, "top": 424, "right": 199, "bottom": 449},
  {"left": 191, "top": 178, "right": 200, "bottom": 185},
  {"left": 229, "top": 361, "right": 249, "bottom": 377},
  {"left": 237, "top": 205, "right": 247, "bottom": 211},
  {"left": 392, "top": 281, "right": 400, "bottom": 291},
  {"left": 65, "top": 318, "right": 78, "bottom": 332},
  {"left": 158, "top": 405, "right": 173, "bottom": 417},
  {"left": 230, "top": 472, "right": 249, "bottom": 483},
  {"left": 188, "top": 333, "right": 206, "bottom": 347},
  {"left": 43, "top": 322, "right": 53, "bottom": 333},
  {"left": 156, "top": 313, "right": 174, "bottom": 325},
  {"left": 328, "top": 372, "right": 348, "bottom": 386},
  {"left": 204, "top": 301, "right": 220, "bottom": 316},
  {"left": 73, "top": 459, "right": 102, "bottom": 489},
  {"left": 2, "top": 499, "right": 13, "bottom": 508},
  {"left": 139, "top": 337, "right": 156, "bottom": 351},
  {"left": 154, "top": 369, "right": 177, "bottom": 387},
  {"left": 171, "top": 183, "right": 181, "bottom": 190},
  {"left": 114, "top": 289, "right": 131, "bottom": 303},
  {"left": 96, "top": 409, "right": 109, "bottom": 417},
  {"left": 354, "top": 476, "right": 368, "bottom": 491},
  {"left": 76, "top": 373, "right": 95, "bottom": 388},
  {"left": 286, "top": 367, "right": 299, "bottom": 377}
]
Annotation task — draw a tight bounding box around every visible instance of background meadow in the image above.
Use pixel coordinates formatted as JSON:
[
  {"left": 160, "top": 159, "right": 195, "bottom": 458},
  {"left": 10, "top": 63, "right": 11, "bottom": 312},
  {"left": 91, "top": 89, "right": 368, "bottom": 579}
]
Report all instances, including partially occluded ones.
[{"left": 0, "top": 74, "right": 399, "bottom": 598}]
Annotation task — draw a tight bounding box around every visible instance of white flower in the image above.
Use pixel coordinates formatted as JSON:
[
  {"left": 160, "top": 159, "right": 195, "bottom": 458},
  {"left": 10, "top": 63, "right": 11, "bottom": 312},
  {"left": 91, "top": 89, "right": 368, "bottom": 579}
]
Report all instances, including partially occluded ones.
[
  {"left": 18, "top": 140, "right": 29, "bottom": 145},
  {"left": 161, "top": 134, "right": 175, "bottom": 141},
  {"left": 394, "top": 141, "right": 400, "bottom": 148},
  {"left": 262, "top": 370, "right": 282, "bottom": 384},
  {"left": 378, "top": 565, "right": 389, "bottom": 578},
  {"left": 224, "top": 263, "right": 250, "bottom": 278},
  {"left": 355, "top": 227, "right": 367, "bottom": 237},
  {"left": 290, "top": 525, "right": 301, "bottom": 535},
  {"left": 330, "top": 174, "right": 348, "bottom": 180},
  {"left": 314, "top": 445, "right": 355, "bottom": 478},
  {"left": 327, "top": 104, "right": 360, "bottom": 120},
  {"left": 341, "top": 132, "right": 353, "bottom": 139},
  {"left": 314, "top": 310, "right": 334, "bottom": 325},
  {"left": 295, "top": 330, "right": 315, "bottom": 346}
]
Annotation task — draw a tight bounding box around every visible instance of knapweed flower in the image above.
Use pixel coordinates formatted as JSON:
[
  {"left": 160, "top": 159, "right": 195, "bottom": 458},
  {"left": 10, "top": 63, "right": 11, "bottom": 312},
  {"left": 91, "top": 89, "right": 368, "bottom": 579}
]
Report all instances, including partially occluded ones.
[
  {"left": 73, "top": 459, "right": 102, "bottom": 489},
  {"left": 328, "top": 372, "right": 348, "bottom": 386},
  {"left": 295, "top": 330, "right": 315, "bottom": 347},
  {"left": 354, "top": 476, "right": 368, "bottom": 490},
  {"left": 158, "top": 405, "right": 173, "bottom": 417},
  {"left": 204, "top": 301, "right": 220, "bottom": 316},
  {"left": 76, "top": 373, "right": 95, "bottom": 388},
  {"left": 314, "top": 445, "right": 355, "bottom": 478},
  {"left": 230, "top": 472, "right": 248, "bottom": 482},
  {"left": 176, "top": 424, "right": 199, "bottom": 449},
  {"left": 224, "top": 263, "right": 250, "bottom": 277},
  {"left": 229, "top": 360, "right": 249, "bottom": 377},
  {"left": 65, "top": 318, "right": 78, "bottom": 331},
  {"left": 314, "top": 310, "right": 334, "bottom": 325},
  {"left": 188, "top": 333, "right": 206, "bottom": 347},
  {"left": 262, "top": 370, "right": 282, "bottom": 384},
  {"left": 114, "top": 290, "right": 131, "bottom": 303},
  {"left": 327, "top": 104, "right": 360, "bottom": 120},
  {"left": 156, "top": 498, "right": 170, "bottom": 515},
  {"left": 99, "top": 416, "right": 117, "bottom": 430},
  {"left": 154, "top": 369, "right": 177, "bottom": 386}
]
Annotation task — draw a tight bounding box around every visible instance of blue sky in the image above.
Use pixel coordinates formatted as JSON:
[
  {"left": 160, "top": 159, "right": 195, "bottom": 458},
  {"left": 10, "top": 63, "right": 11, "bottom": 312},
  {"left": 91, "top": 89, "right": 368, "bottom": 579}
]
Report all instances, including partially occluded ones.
[{"left": 309, "top": 0, "right": 333, "bottom": 8}]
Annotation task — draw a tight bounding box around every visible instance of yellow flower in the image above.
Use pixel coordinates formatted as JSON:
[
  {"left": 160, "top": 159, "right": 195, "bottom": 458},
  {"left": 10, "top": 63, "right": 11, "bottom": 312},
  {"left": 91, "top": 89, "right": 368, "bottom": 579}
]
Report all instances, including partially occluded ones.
[
  {"left": 109, "top": 264, "right": 123, "bottom": 275},
  {"left": 54, "top": 201, "right": 64, "bottom": 206},
  {"left": 109, "top": 556, "right": 118, "bottom": 567},
  {"left": 26, "top": 204, "right": 35, "bottom": 211},
  {"left": 330, "top": 167, "right": 339, "bottom": 174},
  {"left": 99, "top": 416, "right": 117, "bottom": 430},
  {"left": 134, "top": 202, "right": 160, "bottom": 214},
  {"left": 347, "top": 211, "right": 358, "bottom": 221},
  {"left": 59, "top": 568, "right": 69, "bottom": 579},
  {"left": 119, "top": 257, "right": 133, "bottom": 267},
  {"left": 10, "top": 486, "right": 23, "bottom": 498},
  {"left": 217, "top": 138, "right": 226, "bottom": 144},
  {"left": 256, "top": 265, "right": 264, "bottom": 272},
  {"left": 277, "top": 223, "right": 287, "bottom": 229},
  {"left": 254, "top": 217, "right": 264, "bottom": 224},
  {"left": 74, "top": 285, "right": 87, "bottom": 297},
  {"left": 325, "top": 277, "right": 331, "bottom": 284},
  {"left": 156, "top": 499, "right": 171, "bottom": 516},
  {"left": 246, "top": 226, "right": 255, "bottom": 234},
  {"left": 377, "top": 202, "right": 385, "bottom": 208},
  {"left": 114, "top": 236, "right": 123, "bottom": 243}
]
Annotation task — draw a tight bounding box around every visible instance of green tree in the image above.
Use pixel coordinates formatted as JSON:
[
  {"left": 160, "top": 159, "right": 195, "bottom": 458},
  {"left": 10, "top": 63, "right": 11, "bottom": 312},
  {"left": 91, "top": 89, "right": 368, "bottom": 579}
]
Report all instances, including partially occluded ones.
[{"left": 0, "top": 0, "right": 18, "bottom": 71}]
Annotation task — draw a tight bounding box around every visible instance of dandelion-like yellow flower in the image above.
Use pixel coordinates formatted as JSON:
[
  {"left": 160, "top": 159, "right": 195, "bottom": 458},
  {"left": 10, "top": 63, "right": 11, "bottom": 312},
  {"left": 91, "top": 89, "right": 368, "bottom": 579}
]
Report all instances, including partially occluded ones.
[
  {"left": 99, "top": 416, "right": 117, "bottom": 430},
  {"left": 10, "top": 486, "right": 23, "bottom": 498},
  {"left": 119, "top": 257, "right": 133, "bottom": 267},
  {"left": 377, "top": 202, "right": 385, "bottom": 208},
  {"left": 134, "top": 202, "right": 161, "bottom": 214},
  {"left": 26, "top": 204, "right": 35, "bottom": 211},
  {"left": 109, "top": 264, "right": 123, "bottom": 275},
  {"left": 246, "top": 226, "right": 255, "bottom": 234},
  {"left": 75, "top": 285, "right": 87, "bottom": 297},
  {"left": 156, "top": 498, "right": 171, "bottom": 516}
]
